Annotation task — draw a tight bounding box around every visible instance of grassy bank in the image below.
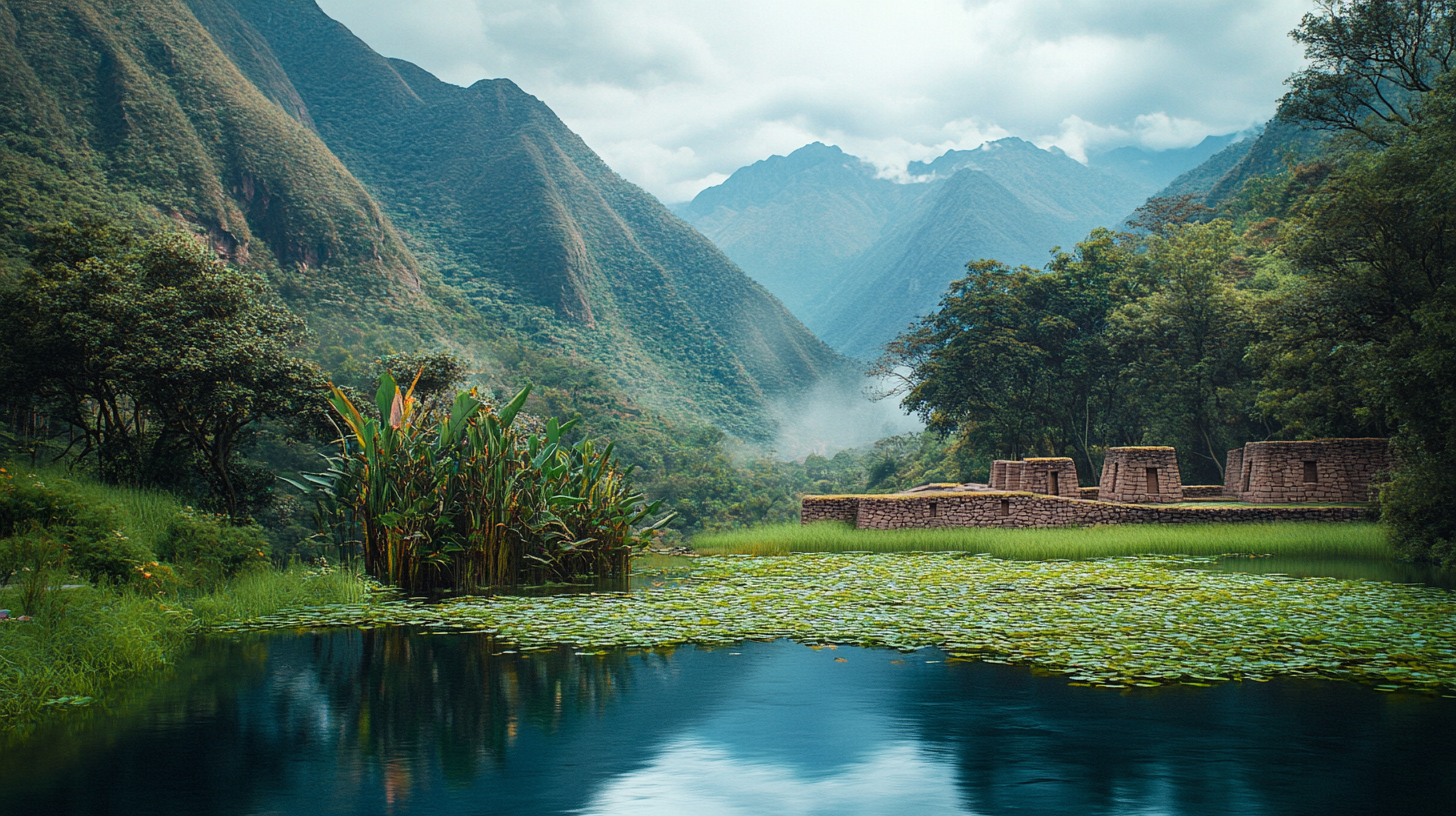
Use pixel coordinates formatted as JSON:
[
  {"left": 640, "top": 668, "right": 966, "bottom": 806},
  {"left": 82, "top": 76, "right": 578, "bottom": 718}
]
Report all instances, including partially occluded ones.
[
  {"left": 0, "top": 565, "right": 368, "bottom": 727},
  {"left": 0, "top": 460, "right": 380, "bottom": 729},
  {"left": 691, "top": 521, "right": 1391, "bottom": 560}
]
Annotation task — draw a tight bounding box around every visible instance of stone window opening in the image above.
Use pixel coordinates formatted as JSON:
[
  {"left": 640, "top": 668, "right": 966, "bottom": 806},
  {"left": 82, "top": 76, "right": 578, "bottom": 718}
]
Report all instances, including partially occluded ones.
[
  {"left": 928, "top": 501, "right": 938, "bottom": 518},
  {"left": 1049, "top": 472, "right": 1060, "bottom": 496},
  {"left": 1303, "top": 461, "right": 1318, "bottom": 483},
  {"left": 1109, "top": 463, "right": 1119, "bottom": 491},
  {"left": 1146, "top": 467, "right": 1160, "bottom": 494},
  {"left": 1242, "top": 463, "right": 1252, "bottom": 493},
  {"left": 999, "top": 499, "right": 1010, "bottom": 517}
]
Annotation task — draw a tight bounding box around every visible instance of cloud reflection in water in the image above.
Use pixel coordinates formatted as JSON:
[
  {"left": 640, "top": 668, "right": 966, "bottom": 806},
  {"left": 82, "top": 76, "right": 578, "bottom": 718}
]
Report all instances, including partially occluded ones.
[{"left": 580, "top": 737, "right": 972, "bottom": 815}]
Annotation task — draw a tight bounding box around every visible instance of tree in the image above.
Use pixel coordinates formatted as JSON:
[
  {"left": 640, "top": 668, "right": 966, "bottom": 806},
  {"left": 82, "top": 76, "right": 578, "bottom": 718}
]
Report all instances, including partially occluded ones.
[
  {"left": 873, "top": 231, "right": 1150, "bottom": 484},
  {"left": 0, "top": 221, "right": 327, "bottom": 518},
  {"left": 1269, "top": 74, "right": 1456, "bottom": 563},
  {"left": 1279, "top": 0, "right": 1456, "bottom": 142},
  {"left": 1109, "top": 221, "right": 1262, "bottom": 483}
]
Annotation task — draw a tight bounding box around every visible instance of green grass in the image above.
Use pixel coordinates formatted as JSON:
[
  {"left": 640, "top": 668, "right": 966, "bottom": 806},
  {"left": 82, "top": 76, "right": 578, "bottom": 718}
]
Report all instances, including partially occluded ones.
[
  {"left": 0, "top": 564, "right": 370, "bottom": 729},
  {"left": 9, "top": 461, "right": 187, "bottom": 555},
  {"left": 691, "top": 521, "right": 1392, "bottom": 560},
  {"left": 186, "top": 563, "right": 370, "bottom": 626}
]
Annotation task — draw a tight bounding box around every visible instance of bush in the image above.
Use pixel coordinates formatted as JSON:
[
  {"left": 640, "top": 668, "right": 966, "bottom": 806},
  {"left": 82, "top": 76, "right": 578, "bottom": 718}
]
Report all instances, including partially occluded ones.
[
  {"left": 155, "top": 509, "right": 271, "bottom": 582},
  {"left": 1380, "top": 455, "right": 1456, "bottom": 567},
  {"left": 0, "top": 469, "right": 153, "bottom": 582}
]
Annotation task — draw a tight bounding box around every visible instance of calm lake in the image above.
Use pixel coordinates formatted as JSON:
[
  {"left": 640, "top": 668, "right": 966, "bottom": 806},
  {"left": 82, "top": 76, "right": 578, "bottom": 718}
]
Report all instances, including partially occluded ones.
[{"left": 5, "top": 606, "right": 1456, "bottom": 816}]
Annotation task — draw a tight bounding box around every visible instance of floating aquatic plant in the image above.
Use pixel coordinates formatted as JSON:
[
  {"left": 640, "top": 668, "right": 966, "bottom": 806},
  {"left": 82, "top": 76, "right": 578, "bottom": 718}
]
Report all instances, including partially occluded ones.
[{"left": 215, "top": 553, "right": 1456, "bottom": 694}]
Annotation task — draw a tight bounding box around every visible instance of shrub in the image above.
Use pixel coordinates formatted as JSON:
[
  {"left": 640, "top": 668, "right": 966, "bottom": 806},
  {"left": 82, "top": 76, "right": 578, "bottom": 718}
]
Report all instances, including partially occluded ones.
[
  {"left": 155, "top": 509, "right": 271, "bottom": 582},
  {"left": 0, "top": 468, "right": 153, "bottom": 582},
  {"left": 1380, "top": 455, "right": 1456, "bottom": 567}
]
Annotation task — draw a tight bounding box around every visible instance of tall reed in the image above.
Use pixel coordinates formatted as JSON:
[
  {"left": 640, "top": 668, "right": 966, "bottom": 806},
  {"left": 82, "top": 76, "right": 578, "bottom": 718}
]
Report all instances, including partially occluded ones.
[{"left": 305, "top": 374, "right": 665, "bottom": 593}]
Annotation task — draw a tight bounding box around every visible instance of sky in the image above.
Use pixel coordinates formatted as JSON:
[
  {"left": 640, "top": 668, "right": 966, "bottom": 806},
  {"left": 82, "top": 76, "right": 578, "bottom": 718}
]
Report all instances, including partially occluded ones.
[{"left": 315, "top": 0, "right": 1313, "bottom": 204}]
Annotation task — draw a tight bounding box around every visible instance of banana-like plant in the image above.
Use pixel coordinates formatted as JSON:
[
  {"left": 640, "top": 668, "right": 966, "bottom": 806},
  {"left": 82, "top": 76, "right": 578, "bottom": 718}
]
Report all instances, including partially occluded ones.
[{"left": 294, "top": 373, "right": 667, "bottom": 592}]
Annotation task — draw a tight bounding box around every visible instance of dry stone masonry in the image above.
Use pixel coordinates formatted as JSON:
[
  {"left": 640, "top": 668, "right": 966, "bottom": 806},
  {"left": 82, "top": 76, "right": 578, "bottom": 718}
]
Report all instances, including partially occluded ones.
[
  {"left": 803, "top": 437, "right": 1388, "bottom": 530},
  {"left": 989, "top": 460, "right": 1026, "bottom": 490},
  {"left": 1229, "top": 439, "right": 1391, "bottom": 503},
  {"left": 1224, "top": 447, "right": 1245, "bottom": 497},
  {"left": 803, "top": 493, "right": 1366, "bottom": 530},
  {"left": 1099, "top": 447, "right": 1183, "bottom": 503},
  {"left": 1020, "top": 457, "right": 1080, "bottom": 498}
]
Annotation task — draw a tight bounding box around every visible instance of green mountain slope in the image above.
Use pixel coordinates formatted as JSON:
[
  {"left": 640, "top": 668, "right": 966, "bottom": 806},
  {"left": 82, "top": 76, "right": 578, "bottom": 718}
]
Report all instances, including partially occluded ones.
[
  {"left": 197, "top": 0, "right": 848, "bottom": 434},
  {"left": 807, "top": 167, "right": 1073, "bottom": 358},
  {"left": 0, "top": 0, "right": 847, "bottom": 442},
  {"left": 1149, "top": 121, "right": 1328, "bottom": 207},
  {"left": 0, "top": 0, "right": 419, "bottom": 299},
  {"left": 1087, "top": 133, "right": 1240, "bottom": 192},
  {"left": 674, "top": 143, "right": 909, "bottom": 313}
]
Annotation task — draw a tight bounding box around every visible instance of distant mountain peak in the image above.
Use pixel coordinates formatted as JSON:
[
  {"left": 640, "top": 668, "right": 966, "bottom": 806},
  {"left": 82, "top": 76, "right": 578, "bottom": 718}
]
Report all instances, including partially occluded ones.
[{"left": 680, "top": 132, "right": 1230, "bottom": 359}]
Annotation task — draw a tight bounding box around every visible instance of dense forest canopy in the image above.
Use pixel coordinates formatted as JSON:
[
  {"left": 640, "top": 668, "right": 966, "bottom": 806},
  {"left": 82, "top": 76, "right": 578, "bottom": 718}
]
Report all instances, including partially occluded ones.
[{"left": 876, "top": 0, "right": 1456, "bottom": 564}]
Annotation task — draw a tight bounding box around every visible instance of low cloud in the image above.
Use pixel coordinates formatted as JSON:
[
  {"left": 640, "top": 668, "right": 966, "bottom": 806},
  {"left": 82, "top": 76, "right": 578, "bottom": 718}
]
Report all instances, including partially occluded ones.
[
  {"left": 769, "top": 373, "right": 923, "bottom": 461},
  {"left": 317, "top": 0, "right": 1310, "bottom": 201}
]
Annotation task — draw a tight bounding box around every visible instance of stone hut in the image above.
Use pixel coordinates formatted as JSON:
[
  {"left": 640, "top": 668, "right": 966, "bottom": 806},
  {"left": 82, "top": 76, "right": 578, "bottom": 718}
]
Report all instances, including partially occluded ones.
[
  {"left": 1021, "top": 457, "right": 1079, "bottom": 498},
  {"left": 1231, "top": 439, "right": 1390, "bottom": 503},
  {"left": 1224, "top": 448, "right": 1245, "bottom": 497},
  {"left": 1099, "top": 446, "right": 1183, "bottom": 503},
  {"left": 989, "top": 460, "right": 1026, "bottom": 490}
]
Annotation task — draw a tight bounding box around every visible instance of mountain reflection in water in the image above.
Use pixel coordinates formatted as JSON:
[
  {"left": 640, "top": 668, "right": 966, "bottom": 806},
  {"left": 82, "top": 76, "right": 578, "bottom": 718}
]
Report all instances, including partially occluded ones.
[{"left": 3, "top": 629, "right": 1453, "bottom": 815}]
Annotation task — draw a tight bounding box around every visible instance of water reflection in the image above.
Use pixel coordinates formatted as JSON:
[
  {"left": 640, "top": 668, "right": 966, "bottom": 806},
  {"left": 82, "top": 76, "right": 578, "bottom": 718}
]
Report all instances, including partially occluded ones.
[
  {"left": 3, "top": 632, "right": 1454, "bottom": 815},
  {"left": 1200, "top": 554, "right": 1456, "bottom": 588},
  {"left": 582, "top": 738, "right": 968, "bottom": 815}
]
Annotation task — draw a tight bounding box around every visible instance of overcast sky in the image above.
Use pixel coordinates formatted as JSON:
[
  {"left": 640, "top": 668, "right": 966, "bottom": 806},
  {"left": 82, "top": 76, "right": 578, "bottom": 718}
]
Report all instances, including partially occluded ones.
[{"left": 315, "top": 0, "right": 1313, "bottom": 203}]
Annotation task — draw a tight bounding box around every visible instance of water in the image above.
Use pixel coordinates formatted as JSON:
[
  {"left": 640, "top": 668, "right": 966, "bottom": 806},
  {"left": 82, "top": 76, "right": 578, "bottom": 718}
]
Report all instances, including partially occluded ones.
[
  {"left": 1201, "top": 555, "right": 1456, "bottom": 589},
  {"left": 4, "top": 629, "right": 1454, "bottom": 815}
]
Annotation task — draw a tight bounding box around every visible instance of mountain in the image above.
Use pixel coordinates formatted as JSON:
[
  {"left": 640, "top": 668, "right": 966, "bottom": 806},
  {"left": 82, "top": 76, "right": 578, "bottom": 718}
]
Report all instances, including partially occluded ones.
[
  {"left": 679, "top": 137, "right": 1177, "bottom": 359},
  {"left": 1086, "top": 134, "right": 1241, "bottom": 192},
  {"left": 672, "top": 143, "right": 909, "bottom": 314},
  {"left": 0, "top": 0, "right": 419, "bottom": 296},
  {"left": 1149, "top": 121, "right": 1329, "bottom": 207},
  {"left": 0, "top": 0, "right": 849, "bottom": 441}
]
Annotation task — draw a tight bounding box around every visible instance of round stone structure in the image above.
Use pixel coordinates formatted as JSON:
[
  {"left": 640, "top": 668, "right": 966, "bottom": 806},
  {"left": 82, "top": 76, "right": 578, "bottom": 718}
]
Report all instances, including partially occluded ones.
[
  {"left": 1099, "top": 447, "right": 1183, "bottom": 503},
  {"left": 1020, "top": 457, "right": 1080, "bottom": 498}
]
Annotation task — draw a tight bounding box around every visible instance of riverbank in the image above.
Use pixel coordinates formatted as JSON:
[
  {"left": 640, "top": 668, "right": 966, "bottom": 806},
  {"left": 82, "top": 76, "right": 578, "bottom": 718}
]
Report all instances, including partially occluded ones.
[{"left": 0, "top": 564, "right": 368, "bottom": 728}]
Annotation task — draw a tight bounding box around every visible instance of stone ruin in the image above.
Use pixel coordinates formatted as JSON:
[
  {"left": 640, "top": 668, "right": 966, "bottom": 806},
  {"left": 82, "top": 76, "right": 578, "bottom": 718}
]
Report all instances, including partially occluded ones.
[
  {"left": 989, "top": 460, "right": 1024, "bottom": 490},
  {"left": 1225, "top": 439, "right": 1391, "bottom": 503},
  {"left": 802, "top": 438, "right": 1391, "bottom": 530},
  {"left": 990, "top": 457, "right": 1078, "bottom": 497},
  {"left": 1099, "top": 447, "right": 1183, "bottom": 503}
]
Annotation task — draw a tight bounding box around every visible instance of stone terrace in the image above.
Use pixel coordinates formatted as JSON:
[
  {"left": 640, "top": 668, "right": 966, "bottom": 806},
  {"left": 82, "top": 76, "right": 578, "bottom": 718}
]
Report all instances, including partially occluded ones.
[{"left": 803, "top": 492, "right": 1366, "bottom": 530}]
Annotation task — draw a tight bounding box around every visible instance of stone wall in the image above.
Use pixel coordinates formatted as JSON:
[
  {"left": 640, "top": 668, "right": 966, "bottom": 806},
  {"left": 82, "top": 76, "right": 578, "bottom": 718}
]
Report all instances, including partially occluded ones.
[
  {"left": 1181, "top": 485, "right": 1226, "bottom": 500},
  {"left": 1224, "top": 448, "right": 1244, "bottom": 497},
  {"left": 1099, "top": 447, "right": 1183, "bottom": 503},
  {"left": 802, "top": 493, "right": 1367, "bottom": 530},
  {"left": 990, "top": 460, "right": 1026, "bottom": 490},
  {"left": 799, "top": 496, "right": 859, "bottom": 524},
  {"left": 1078, "top": 486, "right": 1100, "bottom": 501},
  {"left": 1233, "top": 439, "right": 1391, "bottom": 503}
]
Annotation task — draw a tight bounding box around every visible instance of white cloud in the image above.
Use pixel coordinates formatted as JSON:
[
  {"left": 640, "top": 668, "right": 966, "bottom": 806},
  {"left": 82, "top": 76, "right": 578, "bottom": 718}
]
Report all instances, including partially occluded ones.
[{"left": 316, "top": 0, "right": 1311, "bottom": 202}]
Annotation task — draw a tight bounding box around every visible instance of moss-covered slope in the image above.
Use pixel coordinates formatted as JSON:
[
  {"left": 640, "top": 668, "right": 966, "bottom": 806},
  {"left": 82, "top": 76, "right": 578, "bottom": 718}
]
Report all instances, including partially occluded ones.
[{"left": 0, "top": 0, "right": 850, "bottom": 440}]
